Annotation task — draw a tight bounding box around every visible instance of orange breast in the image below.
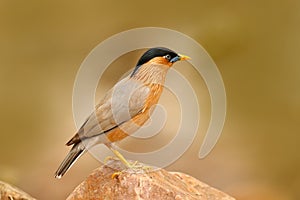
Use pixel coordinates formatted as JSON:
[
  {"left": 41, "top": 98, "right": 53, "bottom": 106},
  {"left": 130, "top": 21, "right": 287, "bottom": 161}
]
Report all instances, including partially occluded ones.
[{"left": 106, "top": 83, "right": 163, "bottom": 143}]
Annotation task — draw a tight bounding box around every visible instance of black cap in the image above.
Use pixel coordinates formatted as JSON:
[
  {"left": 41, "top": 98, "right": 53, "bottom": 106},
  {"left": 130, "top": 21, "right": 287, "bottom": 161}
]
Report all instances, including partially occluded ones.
[{"left": 131, "top": 47, "right": 178, "bottom": 77}]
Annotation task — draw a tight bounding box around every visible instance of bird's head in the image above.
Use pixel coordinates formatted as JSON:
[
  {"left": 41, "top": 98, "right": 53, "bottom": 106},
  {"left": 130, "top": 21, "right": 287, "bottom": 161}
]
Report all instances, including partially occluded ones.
[{"left": 130, "top": 47, "right": 190, "bottom": 77}]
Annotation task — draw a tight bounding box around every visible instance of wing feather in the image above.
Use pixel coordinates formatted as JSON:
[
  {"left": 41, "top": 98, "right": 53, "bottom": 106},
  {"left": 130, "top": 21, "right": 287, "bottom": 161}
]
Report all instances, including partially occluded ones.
[{"left": 67, "top": 77, "right": 150, "bottom": 144}]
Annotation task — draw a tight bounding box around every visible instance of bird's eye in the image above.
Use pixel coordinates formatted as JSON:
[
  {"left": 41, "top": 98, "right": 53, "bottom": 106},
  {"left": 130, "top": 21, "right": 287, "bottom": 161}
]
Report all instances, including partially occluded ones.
[{"left": 164, "top": 54, "right": 172, "bottom": 61}]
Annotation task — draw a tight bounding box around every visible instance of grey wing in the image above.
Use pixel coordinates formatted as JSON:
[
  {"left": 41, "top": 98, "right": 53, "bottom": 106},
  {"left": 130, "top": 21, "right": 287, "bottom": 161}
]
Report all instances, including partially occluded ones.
[{"left": 77, "top": 77, "right": 150, "bottom": 141}]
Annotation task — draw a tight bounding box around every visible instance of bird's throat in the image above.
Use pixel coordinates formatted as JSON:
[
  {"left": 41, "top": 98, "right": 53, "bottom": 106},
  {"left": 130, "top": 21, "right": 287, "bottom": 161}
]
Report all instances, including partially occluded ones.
[{"left": 131, "top": 63, "right": 169, "bottom": 85}]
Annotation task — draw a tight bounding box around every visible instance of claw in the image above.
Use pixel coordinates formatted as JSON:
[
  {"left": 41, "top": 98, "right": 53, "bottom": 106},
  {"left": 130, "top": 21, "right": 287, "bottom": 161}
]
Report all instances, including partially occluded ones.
[
  {"left": 111, "top": 171, "right": 122, "bottom": 179},
  {"left": 130, "top": 160, "right": 138, "bottom": 167},
  {"left": 105, "top": 144, "right": 152, "bottom": 173},
  {"left": 142, "top": 165, "right": 152, "bottom": 171},
  {"left": 127, "top": 160, "right": 152, "bottom": 173},
  {"left": 103, "top": 156, "right": 114, "bottom": 164}
]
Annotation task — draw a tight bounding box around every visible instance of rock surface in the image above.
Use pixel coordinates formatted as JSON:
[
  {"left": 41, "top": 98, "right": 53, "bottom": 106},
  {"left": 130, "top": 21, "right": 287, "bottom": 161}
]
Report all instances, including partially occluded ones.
[
  {"left": 67, "top": 160, "right": 235, "bottom": 200},
  {"left": 0, "top": 181, "right": 36, "bottom": 200}
]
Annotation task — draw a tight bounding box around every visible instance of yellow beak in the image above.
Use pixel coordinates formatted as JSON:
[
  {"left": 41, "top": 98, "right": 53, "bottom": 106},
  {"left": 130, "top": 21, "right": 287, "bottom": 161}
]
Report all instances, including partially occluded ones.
[{"left": 179, "top": 54, "right": 191, "bottom": 61}]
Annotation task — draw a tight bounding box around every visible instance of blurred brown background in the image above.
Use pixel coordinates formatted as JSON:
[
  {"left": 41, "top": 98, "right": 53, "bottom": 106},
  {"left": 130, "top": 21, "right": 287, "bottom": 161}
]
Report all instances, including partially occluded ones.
[{"left": 0, "top": 1, "right": 299, "bottom": 199}]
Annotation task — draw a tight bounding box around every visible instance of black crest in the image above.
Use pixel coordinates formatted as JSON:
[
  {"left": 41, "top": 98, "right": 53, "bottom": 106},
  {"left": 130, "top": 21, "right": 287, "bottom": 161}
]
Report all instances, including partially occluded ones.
[{"left": 130, "top": 47, "right": 178, "bottom": 77}]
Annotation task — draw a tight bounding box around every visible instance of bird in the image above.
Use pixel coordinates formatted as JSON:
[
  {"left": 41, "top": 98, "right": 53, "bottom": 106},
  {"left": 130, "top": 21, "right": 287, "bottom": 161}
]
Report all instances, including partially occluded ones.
[{"left": 54, "top": 47, "right": 190, "bottom": 179}]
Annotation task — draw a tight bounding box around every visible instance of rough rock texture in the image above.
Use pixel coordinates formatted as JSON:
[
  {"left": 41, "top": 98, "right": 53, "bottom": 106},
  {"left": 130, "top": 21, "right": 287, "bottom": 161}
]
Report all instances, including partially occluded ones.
[
  {"left": 0, "top": 181, "right": 36, "bottom": 200},
  {"left": 67, "top": 160, "right": 235, "bottom": 200}
]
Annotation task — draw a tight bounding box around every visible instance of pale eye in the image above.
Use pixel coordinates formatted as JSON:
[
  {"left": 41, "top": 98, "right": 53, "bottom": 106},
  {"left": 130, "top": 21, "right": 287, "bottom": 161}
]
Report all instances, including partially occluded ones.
[{"left": 164, "top": 54, "right": 171, "bottom": 60}]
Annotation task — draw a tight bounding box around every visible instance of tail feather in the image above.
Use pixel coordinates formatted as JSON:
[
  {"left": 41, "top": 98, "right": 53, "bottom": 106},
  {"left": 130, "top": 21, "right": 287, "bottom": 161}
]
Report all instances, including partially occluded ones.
[{"left": 55, "top": 143, "right": 85, "bottom": 179}]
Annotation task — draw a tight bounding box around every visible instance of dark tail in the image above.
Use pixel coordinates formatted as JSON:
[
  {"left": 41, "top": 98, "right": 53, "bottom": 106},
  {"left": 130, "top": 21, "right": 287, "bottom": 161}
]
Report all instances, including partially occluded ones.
[{"left": 55, "top": 143, "right": 85, "bottom": 179}]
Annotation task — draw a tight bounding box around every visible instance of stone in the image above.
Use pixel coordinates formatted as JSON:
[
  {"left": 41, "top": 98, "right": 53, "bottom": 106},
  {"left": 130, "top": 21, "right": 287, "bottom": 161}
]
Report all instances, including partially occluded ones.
[
  {"left": 0, "top": 181, "right": 36, "bottom": 200},
  {"left": 67, "top": 160, "right": 235, "bottom": 200}
]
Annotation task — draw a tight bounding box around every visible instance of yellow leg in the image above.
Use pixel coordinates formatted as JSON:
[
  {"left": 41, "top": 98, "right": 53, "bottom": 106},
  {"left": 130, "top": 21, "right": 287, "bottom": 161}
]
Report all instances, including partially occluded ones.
[
  {"left": 103, "top": 156, "right": 114, "bottom": 164},
  {"left": 104, "top": 144, "right": 151, "bottom": 179},
  {"left": 110, "top": 149, "right": 152, "bottom": 171},
  {"left": 105, "top": 143, "right": 132, "bottom": 168},
  {"left": 111, "top": 148, "right": 132, "bottom": 167}
]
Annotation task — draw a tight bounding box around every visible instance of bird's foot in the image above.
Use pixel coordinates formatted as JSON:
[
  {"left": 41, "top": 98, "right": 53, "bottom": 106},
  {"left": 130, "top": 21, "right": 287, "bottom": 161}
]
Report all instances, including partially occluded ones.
[
  {"left": 111, "top": 171, "right": 122, "bottom": 179},
  {"left": 103, "top": 156, "right": 117, "bottom": 164},
  {"left": 110, "top": 160, "right": 153, "bottom": 179},
  {"left": 106, "top": 147, "right": 152, "bottom": 172},
  {"left": 125, "top": 160, "right": 152, "bottom": 173}
]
